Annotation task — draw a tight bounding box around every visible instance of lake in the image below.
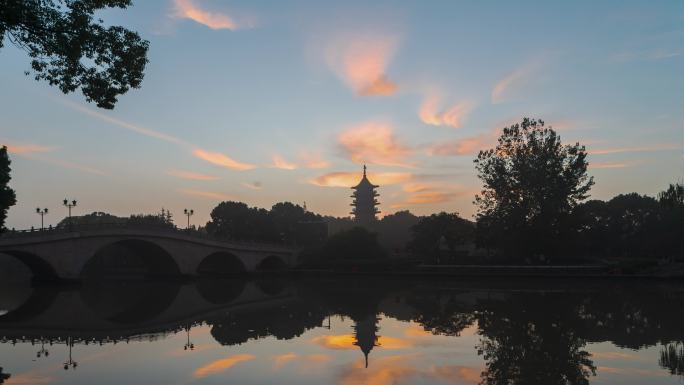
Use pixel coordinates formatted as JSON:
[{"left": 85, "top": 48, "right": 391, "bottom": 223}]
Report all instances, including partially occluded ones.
[{"left": 0, "top": 278, "right": 682, "bottom": 385}]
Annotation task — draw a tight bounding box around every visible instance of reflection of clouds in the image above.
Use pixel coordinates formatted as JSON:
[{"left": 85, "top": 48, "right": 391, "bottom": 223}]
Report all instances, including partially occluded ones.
[
  {"left": 166, "top": 343, "right": 218, "bottom": 357},
  {"left": 193, "top": 354, "right": 255, "bottom": 378},
  {"left": 311, "top": 335, "right": 412, "bottom": 350},
  {"left": 337, "top": 355, "right": 482, "bottom": 385},
  {"left": 273, "top": 352, "right": 298, "bottom": 369},
  {"left": 4, "top": 373, "right": 54, "bottom": 384},
  {"left": 597, "top": 366, "right": 668, "bottom": 377}
]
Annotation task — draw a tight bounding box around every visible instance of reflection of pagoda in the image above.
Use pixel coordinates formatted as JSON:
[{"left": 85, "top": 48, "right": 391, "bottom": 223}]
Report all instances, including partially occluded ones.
[
  {"left": 353, "top": 314, "right": 380, "bottom": 368},
  {"left": 350, "top": 165, "right": 380, "bottom": 225}
]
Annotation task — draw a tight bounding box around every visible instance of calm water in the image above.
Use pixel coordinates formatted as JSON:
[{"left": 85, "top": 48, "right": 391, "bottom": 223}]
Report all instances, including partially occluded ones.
[{"left": 0, "top": 278, "right": 683, "bottom": 385}]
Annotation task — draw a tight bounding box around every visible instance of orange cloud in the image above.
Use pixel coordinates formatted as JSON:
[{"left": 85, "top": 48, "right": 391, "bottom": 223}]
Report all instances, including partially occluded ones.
[
  {"left": 591, "top": 352, "right": 635, "bottom": 360},
  {"left": 271, "top": 154, "right": 298, "bottom": 170},
  {"left": 338, "top": 121, "right": 412, "bottom": 167},
  {"left": 193, "top": 354, "right": 255, "bottom": 378},
  {"left": 311, "top": 334, "right": 356, "bottom": 350},
  {"left": 273, "top": 352, "right": 298, "bottom": 369},
  {"left": 427, "top": 129, "right": 499, "bottom": 157},
  {"left": 327, "top": 35, "right": 399, "bottom": 96},
  {"left": 338, "top": 355, "right": 482, "bottom": 385},
  {"left": 310, "top": 171, "right": 412, "bottom": 187},
  {"left": 192, "top": 148, "right": 256, "bottom": 171},
  {"left": 405, "top": 191, "right": 463, "bottom": 205},
  {"left": 167, "top": 169, "right": 220, "bottom": 181},
  {"left": 178, "top": 189, "right": 235, "bottom": 200},
  {"left": 174, "top": 0, "right": 238, "bottom": 30},
  {"left": 419, "top": 95, "right": 474, "bottom": 128},
  {"left": 5, "top": 143, "right": 55, "bottom": 154},
  {"left": 304, "top": 354, "right": 332, "bottom": 364},
  {"left": 311, "top": 334, "right": 411, "bottom": 350}
]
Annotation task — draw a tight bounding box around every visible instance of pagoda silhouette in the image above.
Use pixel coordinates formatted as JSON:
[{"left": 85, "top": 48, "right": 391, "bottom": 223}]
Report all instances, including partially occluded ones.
[{"left": 350, "top": 165, "right": 379, "bottom": 225}]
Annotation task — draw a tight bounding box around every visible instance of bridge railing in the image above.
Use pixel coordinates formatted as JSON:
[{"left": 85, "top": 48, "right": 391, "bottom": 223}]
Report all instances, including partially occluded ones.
[{"left": 0, "top": 222, "right": 296, "bottom": 249}]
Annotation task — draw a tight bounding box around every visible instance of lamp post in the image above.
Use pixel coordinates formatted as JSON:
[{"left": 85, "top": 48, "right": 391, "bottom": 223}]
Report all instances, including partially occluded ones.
[
  {"left": 184, "top": 209, "right": 194, "bottom": 229},
  {"left": 63, "top": 336, "right": 77, "bottom": 370},
  {"left": 63, "top": 199, "right": 77, "bottom": 228},
  {"left": 183, "top": 326, "right": 194, "bottom": 351},
  {"left": 36, "top": 208, "right": 48, "bottom": 230}
]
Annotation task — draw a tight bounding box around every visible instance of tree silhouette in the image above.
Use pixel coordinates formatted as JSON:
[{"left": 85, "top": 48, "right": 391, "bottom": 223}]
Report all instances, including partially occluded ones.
[
  {"left": 474, "top": 118, "right": 593, "bottom": 258},
  {"left": 0, "top": 0, "right": 149, "bottom": 109},
  {"left": 660, "top": 342, "right": 684, "bottom": 377},
  {"left": 0, "top": 146, "right": 17, "bottom": 232},
  {"left": 0, "top": 367, "right": 9, "bottom": 384},
  {"left": 659, "top": 183, "right": 684, "bottom": 209},
  {"left": 409, "top": 212, "right": 474, "bottom": 263}
]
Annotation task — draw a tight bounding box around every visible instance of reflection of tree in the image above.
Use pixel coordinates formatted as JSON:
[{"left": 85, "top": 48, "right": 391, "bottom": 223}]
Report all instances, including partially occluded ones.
[
  {"left": 660, "top": 342, "right": 684, "bottom": 377},
  {"left": 0, "top": 367, "right": 9, "bottom": 384},
  {"left": 406, "top": 291, "right": 475, "bottom": 336},
  {"left": 476, "top": 294, "right": 596, "bottom": 385}
]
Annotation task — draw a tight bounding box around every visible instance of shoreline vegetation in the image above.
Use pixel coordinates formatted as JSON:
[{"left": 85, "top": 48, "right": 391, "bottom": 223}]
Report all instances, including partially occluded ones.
[{"left": 2, "top": 118, "right": 684, "bottom": 282}]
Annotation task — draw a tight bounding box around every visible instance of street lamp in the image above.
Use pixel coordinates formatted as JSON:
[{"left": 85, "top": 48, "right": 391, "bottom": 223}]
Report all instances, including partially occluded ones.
[
  {"left": 63, "top": 336, "right": 77, "bottom": 370},
  {"left": 36, "top": 208, "right": 48, "bottom": 230},
  {"left": 184, "top": 209, "right": 194, "bottom": 229},
  {"left": 183, "top": 326, "right": 194, "bottom": 351},
  {"left": 63, "top": 199, "right": 77, "bottom": 228}
]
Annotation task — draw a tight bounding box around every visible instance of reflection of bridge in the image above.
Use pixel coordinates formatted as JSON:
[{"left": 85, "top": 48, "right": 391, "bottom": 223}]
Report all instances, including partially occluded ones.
[
  {"left": 0, "top": 225, "right": 299, "bottom": 281},
  {"left": 0, "top": 280, "right": 299, "bottom": 342}
]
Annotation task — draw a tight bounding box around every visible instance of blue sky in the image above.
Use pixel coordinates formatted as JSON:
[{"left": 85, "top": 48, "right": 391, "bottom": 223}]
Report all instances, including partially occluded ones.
[{"left": 1, "top": 0, "right": 683, "bottom": 229}]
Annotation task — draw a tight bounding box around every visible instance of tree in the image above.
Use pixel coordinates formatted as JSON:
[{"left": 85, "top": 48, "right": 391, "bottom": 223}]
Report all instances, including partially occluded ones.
[
  {"left": 270, "top": 202, "right": 306, "bottom": 243},
  {"left": 474, "top": 118, "right": 594, "bottom": 257},
  {"left": 0, "top": 0, "right": 149, "bottom": 109},
  {"left": 659, "top": 183, "right": 684, "bottom": 209},
  {"left": 321, "top": 227, "right": 386, "bottom": 261},
  {"left": 408, "top": 212, "right": 474, "bottom": 263},
  {"left": 0, "top": 146, "right": 17, "bottom": 231},
  {"left": 376, "top": 210, "right": 420, "bottom": 251},
  {"left": 206, "top": 201, "right": 276, "bottom": 242}
]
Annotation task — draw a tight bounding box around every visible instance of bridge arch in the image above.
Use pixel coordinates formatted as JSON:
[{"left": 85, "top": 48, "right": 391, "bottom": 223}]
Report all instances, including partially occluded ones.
[
  {"left": 197, "top": 252, "right": 246, "bottom": 276},
  {"left": 81, "top": 239, "right": 181, "bottom": 280},
  {"left": 0, "top": 250, "right": 59, "bottom": 282},
  {"left": 256, "top": 255, "right": 288, "bottom": 272}
]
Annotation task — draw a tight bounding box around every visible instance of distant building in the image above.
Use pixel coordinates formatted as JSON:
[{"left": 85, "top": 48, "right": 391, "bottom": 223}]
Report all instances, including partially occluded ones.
[{"left": 350, "top": 165, "right": 380, "bottom": 225}]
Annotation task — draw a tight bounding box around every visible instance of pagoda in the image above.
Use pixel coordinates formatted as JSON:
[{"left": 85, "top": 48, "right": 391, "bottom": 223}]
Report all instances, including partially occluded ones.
[{"left": 350, "top": 165, "right": 380, "bottom": 225}]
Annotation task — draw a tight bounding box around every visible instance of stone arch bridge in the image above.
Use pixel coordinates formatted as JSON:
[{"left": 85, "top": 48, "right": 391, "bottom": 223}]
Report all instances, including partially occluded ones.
[{"left": 0, "top": 225, "right": 299, "bottom": 281}]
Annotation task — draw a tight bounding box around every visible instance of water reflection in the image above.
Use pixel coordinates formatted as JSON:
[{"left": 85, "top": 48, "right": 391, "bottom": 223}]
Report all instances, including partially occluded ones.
[{"left": 0, "top": 279, "right": 683, "bottom": 384}]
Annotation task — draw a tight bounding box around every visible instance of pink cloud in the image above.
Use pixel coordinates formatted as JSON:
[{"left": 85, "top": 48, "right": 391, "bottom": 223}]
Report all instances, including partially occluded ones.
[
  {"left": 271, "top": 154, "right": 298, "bottom": 170},
  {"left": 419, "top": 94, "right": 474, "bottom": 128},
  {"left": 326, "top": 34, "right": 399, "bottom": 96},
  {"left": 310, "top": 171, "right": 412, "bottom": 188},
  {"left": 338, "top": 121, "right": 413, "bottom": 167},
  {"left": 174, "top": 0, "right": 238, "bottom": 30},
  {"left": 491, "top": 58, "right": 545, "bottom": 104},
  {"left": 178, "top": 189, "right": 235, "bottom": 200},
  {"left": 192, "top": 148, "right": 256, "bottom": 171}
]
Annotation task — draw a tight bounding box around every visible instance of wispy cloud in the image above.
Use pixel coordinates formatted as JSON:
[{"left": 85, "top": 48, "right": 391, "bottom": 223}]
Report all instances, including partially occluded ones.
[
  {"left": 299, "top": 151, "right": 330, "bottom": 169},
  {"left": 273, "top": 352, "right": 298, "bottom": 369},
  {"left": 426, "top": 130, "right": 499, "bottom": 157},
  {"left": 192, "top": 149, "right": 256, "bottom": 171},
  {"left": 491, "top": 58, "right": 545, "bottom": 104},
  {"left": 338, "top": 121, "right": 413, "bottom": 167},
  {"left": 326, "top": 34, "right": 399, "bottom": 96},
  {"left": 174, "top": 0, "right": 239, "bottom": 30},
  {"left": 310, "top": 171, "right": 412, "bottom": 187},
  {"left": 193, "top": 354, "right": 255, "bottom": 378},
  {"left": 590, "top": 144, "right": 681, "bottom": 155},
  {"left": 178, "top": 189, "right": 235, "bottom": 200},
  {"left": 57, "top": 98, "right": 188, "bottom": 146},
  {"left": 4, "top": 143, "right": 55, "bottom": 154},
  {"left": 5, "top": 140, "right": 105, "bottom": 175},
  {"left": 242, "top": 181, "right": 262, "bottom": 190},
  {"left": 419, "top": 94, "right": 474, "bottom": 128},
  {"left": 271, "top": 154, "right": 298, "bottom": 170},
  {"left": 167, "top": 169, "right": 220, "bottom": 181},
  {"left": 590, "top": 162, "right": 630, "bottom": 169},
  {"left": 58, "top": 99, "right": 256, "bottom": 172}
]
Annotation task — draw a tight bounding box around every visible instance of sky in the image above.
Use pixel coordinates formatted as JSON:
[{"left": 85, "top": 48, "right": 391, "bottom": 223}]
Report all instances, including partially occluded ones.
[{"left": 1, "top": 0, "right": 683, "bottom": 229}]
